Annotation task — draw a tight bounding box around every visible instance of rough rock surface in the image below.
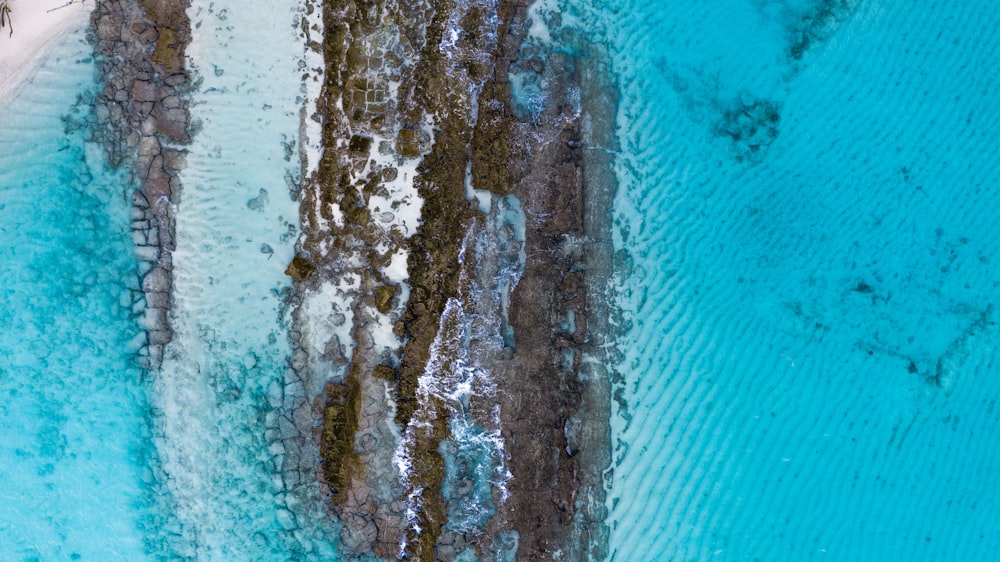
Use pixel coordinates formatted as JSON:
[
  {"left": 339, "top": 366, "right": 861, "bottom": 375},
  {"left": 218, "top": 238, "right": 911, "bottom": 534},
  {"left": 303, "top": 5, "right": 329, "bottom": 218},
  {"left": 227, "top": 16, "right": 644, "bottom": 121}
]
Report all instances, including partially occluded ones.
[
  {"left": 294, "top": 0, "right": 618, "bottom": 560},
  {"left": 88, "top": 0, "right": 619, "bottom": 558},
  {"left": 89, "top": 0, "right": 192, "bottom": 368},
  {"left": 472, "top": 11, "right": 618, "bottom": 562}
]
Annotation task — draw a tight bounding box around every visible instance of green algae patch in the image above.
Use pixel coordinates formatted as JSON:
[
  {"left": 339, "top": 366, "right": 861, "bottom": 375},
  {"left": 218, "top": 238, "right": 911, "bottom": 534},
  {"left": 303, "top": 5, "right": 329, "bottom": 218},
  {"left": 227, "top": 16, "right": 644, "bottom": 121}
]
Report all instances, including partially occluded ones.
[
  {"left": 141, "top": 0, "right": 191, "bottom": 74},
  {"left": 375, "top": 284, "right": 397, "bottom": 314},
  {"left": 151, "top": 27, "right": 176, "bottom": 69},
  {"left": 320, "top": 373, "right": 362, "bottom": 503},
  {"left": 284, "top": 254, "right": 316, "bottom": 280}
]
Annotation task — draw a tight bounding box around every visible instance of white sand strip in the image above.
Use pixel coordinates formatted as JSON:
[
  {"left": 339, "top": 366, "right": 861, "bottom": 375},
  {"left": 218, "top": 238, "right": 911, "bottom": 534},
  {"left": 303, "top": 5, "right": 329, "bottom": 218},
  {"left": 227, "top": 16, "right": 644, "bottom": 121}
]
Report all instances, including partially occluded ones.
[{"left": 0, "top": 0, "right": 92, "bottom": 108}]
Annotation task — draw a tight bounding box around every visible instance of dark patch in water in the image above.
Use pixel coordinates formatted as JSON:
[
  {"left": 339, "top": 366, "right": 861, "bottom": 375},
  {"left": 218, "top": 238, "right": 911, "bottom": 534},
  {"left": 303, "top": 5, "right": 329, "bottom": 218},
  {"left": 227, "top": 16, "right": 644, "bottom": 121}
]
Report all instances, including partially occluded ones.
[
  {"left": 715, "top": 97, "right": 781, "bottom": 160},
  {"left": 853, "top": 281, "right": 874, "bottom": 294},
  {"left": 752, "top": 0, "right": 861, "bottom": 61}
]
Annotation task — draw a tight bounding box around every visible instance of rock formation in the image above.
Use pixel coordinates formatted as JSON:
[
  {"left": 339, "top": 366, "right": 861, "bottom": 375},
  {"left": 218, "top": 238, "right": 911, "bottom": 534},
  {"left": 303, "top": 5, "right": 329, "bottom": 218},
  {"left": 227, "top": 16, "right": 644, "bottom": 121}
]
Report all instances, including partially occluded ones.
[{"left": 90, "top": 0, "right": 192, "bottom": 368}]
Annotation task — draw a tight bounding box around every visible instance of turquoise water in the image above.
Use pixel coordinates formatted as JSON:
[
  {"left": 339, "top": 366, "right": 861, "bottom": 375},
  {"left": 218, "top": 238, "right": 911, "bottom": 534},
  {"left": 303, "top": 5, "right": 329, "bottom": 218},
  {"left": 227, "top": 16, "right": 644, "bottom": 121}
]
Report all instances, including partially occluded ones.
[
  {"left": 0, "top": 6, "right": 340, "bottom": 559},
  {"left": 551, "top": 0, "right": 1000, "bottom": 559},
  {"left": 149, "top": 0, "right": 339, "bottom": 558},
  {"left": 0, "top": 32, "right": 154, "bottom": 560},
  {"left": 9, "top": 1, "right": 1000, "bottom": 560}
]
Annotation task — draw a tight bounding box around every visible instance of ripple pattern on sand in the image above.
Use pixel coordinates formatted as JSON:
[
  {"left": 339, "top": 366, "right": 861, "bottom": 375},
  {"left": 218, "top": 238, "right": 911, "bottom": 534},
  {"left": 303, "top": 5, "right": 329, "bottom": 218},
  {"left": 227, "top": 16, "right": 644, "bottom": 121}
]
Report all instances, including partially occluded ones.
[{"left": 570, "top": 0, "right": 1000, "bottom": 559}]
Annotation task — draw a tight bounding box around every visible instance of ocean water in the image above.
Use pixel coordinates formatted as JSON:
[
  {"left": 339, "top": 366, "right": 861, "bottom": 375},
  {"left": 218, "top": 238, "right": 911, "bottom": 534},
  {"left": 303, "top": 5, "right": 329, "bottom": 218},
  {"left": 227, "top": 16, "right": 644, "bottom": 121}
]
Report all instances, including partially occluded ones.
[
  {"left": 551, "top": 0, "right": 1000, "bottom": 559},
  {"left": 0, "top": 30, "right": 154, "bottom": 560},
  {"left": 1, "top": 4, "right": 342, "bottom": 560}
]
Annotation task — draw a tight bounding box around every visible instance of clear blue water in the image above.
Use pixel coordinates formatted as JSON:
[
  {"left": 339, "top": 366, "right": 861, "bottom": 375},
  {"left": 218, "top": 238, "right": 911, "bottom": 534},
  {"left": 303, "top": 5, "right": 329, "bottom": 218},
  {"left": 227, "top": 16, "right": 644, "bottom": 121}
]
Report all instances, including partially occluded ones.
[
  {"left": 0, "top": 32, "right": 154, "bottom": 560},
  {"left": 146, "top": 0, "right": 339, "bottom": 558},
  {"left": 547, "top": 0, "right": 1000, "bottom": 559},
  {"left": 0, "top": 6, "right": 341, "bottom": 560},
  {"left": 9, "top": 1, "right": 1000, "bottom": 560}
]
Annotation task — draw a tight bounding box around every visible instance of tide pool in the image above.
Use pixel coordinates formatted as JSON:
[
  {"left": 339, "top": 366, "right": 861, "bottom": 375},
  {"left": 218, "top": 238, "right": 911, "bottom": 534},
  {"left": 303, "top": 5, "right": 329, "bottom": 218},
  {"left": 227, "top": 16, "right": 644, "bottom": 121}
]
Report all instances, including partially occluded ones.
[
  {"left": 552, "top": 0, "right": 1000, "bottom": 559},
  {"left": 0, "top": 30, "right": 154, "bottom": 560}
]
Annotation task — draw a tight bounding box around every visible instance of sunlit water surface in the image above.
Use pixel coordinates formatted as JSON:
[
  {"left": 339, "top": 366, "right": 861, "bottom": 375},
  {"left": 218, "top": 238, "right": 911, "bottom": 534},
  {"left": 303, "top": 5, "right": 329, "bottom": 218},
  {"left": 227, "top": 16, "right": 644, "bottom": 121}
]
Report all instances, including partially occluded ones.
[{"left": 548, "top": 0, "right": 1000, "bottom": 559}]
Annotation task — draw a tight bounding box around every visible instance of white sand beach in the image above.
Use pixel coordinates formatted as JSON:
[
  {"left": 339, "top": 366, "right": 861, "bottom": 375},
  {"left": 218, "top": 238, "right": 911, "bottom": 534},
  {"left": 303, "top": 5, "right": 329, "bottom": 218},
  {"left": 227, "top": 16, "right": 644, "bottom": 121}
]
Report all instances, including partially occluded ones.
[{"left": 0, "top": 0, "right": 92, "bottom": 107}]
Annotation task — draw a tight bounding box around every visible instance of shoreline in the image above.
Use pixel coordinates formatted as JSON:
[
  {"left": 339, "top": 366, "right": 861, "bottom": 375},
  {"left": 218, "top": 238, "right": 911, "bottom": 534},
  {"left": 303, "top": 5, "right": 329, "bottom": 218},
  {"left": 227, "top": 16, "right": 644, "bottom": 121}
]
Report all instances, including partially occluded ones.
[{"left": 0, "top": 0, "right": 92, "bottom": 108}]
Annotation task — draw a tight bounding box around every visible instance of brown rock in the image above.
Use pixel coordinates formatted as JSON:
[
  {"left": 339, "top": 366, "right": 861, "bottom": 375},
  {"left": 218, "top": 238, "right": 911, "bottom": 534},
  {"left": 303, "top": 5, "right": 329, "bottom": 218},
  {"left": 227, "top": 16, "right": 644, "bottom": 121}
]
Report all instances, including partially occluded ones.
[
  {"left": 375, "top": 284, "right": 396, "bottom": 314},
  {"left": 155, "top": 106, "right": 188, "bottom": 141},
  {"left": 372, "top": 364, "right": 395, "bottom": 381},
  {"left": 143, "top": 177, "right": 171, "bottom": 202},
  {"left": 132, "top": 80, "right": 158, "bottom": 102},
  {"left": 285, "top": 255, "right": 316, "bottom": 280}
]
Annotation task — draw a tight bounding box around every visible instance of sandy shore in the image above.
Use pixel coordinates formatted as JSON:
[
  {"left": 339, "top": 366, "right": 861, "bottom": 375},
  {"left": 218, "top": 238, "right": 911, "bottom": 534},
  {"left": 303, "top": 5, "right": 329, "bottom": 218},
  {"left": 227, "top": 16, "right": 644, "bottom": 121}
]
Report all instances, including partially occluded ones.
[{"left": 0, "top": 0, "right": 92, "bottom": 107}]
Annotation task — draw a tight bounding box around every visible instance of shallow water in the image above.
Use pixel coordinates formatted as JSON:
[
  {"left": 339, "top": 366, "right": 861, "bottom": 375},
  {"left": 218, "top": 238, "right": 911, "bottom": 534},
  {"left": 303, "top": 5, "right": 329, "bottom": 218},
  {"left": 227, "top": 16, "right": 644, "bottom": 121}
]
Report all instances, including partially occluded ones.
[
  {"left": 551, "top": 0, "right": 1000, "bottom": 559},
  {"left": 0, "top": 5, "right": 342, "bottom": 560},
  {"left": 149, "top": 0, "right": 339, "bottom": 558},
  {"left": 0, "top": 31, "right": 154, "bottom": 560},
  {"left": 8, "top": 0, "right": 1000, "bottom": 559}
]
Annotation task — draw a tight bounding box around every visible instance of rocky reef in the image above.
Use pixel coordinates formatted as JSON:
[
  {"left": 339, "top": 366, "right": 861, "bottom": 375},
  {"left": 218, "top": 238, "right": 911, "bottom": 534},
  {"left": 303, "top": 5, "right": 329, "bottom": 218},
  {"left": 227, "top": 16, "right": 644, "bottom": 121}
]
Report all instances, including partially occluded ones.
[
  {"left": 85, "top": 0, "right": 618, "bottom": 558},
  {"left": 89, "top": 0, "right": 192, "bottom": 368},
  {"left": 288, "top": 0, "right": 618, "bottom": 559}
]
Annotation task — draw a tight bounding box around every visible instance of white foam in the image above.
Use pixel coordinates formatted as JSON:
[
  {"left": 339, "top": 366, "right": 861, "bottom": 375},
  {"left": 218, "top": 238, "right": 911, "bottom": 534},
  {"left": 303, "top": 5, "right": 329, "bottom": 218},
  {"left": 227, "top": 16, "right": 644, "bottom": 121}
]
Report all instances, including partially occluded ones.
[{"left": 394, "top": 203, "right": 525, "bottom": 542}]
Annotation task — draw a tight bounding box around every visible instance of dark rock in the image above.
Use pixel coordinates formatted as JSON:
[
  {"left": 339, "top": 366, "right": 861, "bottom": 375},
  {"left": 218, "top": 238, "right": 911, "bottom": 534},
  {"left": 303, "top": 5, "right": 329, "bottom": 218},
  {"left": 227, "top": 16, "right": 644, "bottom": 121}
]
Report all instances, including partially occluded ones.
[
  {"left": 854, "top": 281, "right": 874, "bottom": 294},
  {"left": 717, "top": 97, "right": 781, "bottom": 158},
  {"left": 348, "top": 134, "right": 372, "bottom": 154}
]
